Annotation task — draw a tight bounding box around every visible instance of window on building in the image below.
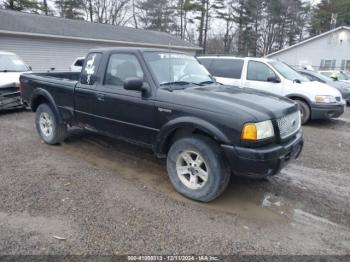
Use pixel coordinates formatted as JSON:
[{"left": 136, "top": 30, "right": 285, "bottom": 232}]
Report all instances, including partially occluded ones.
[
  {"left": 320, "top": 59, "right": 336, "bottom": 70},
  {"left": 346, "top": 60, "right": 350, "bottom": 71}
]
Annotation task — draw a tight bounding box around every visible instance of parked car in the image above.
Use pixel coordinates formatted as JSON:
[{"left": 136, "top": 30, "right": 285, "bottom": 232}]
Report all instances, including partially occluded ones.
[
  {"left": 298, "top": 69, "right": 350, "bottom": 104},
  {"left": 197, "top": 56, "right": 345, "bottom": 124},
  {"left": 318, "top": 70, "right": 350, "bottom": 84},
  {"left": 0, "top": 51, "right": 31, "bottom": 110},
  {"left": 0, "top": 82, "right": 23, "bottom": 110},
  {"left": 20, "top": 47, "right": 304, "bottom": 202},
  {"left": 69, "top": 57, "right": 85, "bottom": 72}
]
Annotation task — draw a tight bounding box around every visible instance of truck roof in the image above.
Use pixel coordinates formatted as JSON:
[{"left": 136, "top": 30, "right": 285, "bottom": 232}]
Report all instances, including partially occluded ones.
[
  {"left": 89, "top": 47, "right": 187, "bottom": 54},
  {"left": 197, "top": 56, "right": 276, "bottom": 63}
]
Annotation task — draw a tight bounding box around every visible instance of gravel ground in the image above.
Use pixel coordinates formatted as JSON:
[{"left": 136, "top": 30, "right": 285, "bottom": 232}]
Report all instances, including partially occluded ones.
[{"left": 0, "top": 108, "right": 349, "bottom": 255}]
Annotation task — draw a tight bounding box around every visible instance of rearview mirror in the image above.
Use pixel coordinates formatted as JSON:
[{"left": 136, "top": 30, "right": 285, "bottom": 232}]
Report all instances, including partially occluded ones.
[
  {"left": 267, "top": 76, "right": 281, "bottom": 83},
  {"left": 124, "top": 78, "right": 143, "bottom": 91}
]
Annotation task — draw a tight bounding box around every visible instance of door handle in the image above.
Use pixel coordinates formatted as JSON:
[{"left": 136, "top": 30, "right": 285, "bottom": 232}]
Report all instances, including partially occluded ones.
[{"left": 96, "top": 93, "right": 105, "bottom": 101}]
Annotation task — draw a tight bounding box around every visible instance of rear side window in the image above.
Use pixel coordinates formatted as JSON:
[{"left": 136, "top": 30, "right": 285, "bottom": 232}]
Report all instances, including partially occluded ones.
[
  {"left": 197, "top": 58, "right": 213, "bottom": 70},
  {"left": 81, "top": 53, "right": 102, "bottom": 85},
  {"left": 210, "top": 59, "right": 244, "bottom": 79},
  {"left": 247, "top": 61, "right": 276, "bottom": 82}
]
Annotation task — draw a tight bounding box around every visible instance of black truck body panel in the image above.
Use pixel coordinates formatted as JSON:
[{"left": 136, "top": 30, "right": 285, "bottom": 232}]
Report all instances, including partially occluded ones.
[{"left": 20, "top": 47, "right": 303, "bottom": 177}]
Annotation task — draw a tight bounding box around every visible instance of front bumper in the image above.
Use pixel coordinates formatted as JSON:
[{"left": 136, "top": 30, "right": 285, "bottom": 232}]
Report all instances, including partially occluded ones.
[
  {"left": 0, "top": 91, "right": 23, "bottom": 110},
  {"left": 221, "top": 130, "right": 303, "bottom": 177},
  {"left": 310, "top": 102, "right": 346, "bottom": 120}
]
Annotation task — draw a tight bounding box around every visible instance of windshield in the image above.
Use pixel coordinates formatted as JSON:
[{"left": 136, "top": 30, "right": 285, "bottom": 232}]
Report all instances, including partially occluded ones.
[
  {"left": 269, "top": 61, "right": 309, "bottom": 82},
  {"left": 337, "top": 72, "right": 349, "bottom": 80},
  {"left": 321, "top": 71, "right": 349, "bottom": 80},
  {"left": 0, "top": 54, "right": 29, "bottom": 72},
  {"left": 309, "top": 71, "right": 334, "bottom": 82},
  {"left": 143, "top": 52, "right": 213, "bottom": 87}
]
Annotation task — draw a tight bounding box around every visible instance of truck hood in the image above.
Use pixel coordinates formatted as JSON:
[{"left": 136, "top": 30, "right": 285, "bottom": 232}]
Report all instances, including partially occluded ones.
[
  {"left": 0, "top": 72, "right": 23, "bottom": 87},
  {"left": 292, "top": 81, "right": 342, "bottom": 97},
  {"left": 160, "top": 85, "right": 298, "bottom": 121}
]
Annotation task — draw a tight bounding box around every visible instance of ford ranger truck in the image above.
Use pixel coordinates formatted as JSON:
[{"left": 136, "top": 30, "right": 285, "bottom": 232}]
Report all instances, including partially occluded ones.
[{"left": 20, "top": 48, "right": 304, "bottom": 202}]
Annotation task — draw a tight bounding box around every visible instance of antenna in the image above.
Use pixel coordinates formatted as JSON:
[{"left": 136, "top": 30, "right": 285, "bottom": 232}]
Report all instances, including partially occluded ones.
[{"left": 168, "top": 42, "right": 173, "bottom": 82}]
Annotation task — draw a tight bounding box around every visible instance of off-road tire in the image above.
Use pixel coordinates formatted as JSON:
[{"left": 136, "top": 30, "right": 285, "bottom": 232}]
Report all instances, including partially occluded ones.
[
  {"left": 166, "top": 135, "right": 231, "bottom": 202},
  {"left": 35, "top": 103, "right": 67, "bottom": 145}
]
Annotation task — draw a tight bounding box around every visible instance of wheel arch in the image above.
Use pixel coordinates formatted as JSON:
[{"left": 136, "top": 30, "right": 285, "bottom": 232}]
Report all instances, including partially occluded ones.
[
  {"left": 286, "top": 93, "right": 312, "bottom": 107},
  {"left": 155, "top": 116, "right": 230, "bottom": 157},
  {"left": 31, "top": 88, "right": 64, "bottom": 124}
]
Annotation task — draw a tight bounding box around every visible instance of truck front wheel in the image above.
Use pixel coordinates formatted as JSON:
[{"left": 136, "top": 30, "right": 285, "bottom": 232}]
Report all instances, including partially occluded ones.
[
  {"left": 35, "top": 103, "right": 67, "bottom": 145},
  {"left": 166, "top": 135, "right": 230, "bottom": 202}
]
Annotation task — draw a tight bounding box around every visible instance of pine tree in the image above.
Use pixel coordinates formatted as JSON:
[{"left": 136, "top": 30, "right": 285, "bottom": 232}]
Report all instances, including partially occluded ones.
[
  {"left": 4, "top": 0, "right": 42, "bottom": 12},
  {"left": 55, "top": 0, "right": 85, "bottom": 19},
  {"left": 137, "top": 0, "right": 176, "bottom": 33}
]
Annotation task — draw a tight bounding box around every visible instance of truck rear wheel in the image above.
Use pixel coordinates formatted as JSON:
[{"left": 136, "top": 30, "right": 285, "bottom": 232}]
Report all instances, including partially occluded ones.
[
  {"left": 35, "top": 103, "right": 67, "bottom": 145},
  {"left": 166, "top": 135, "right": 230, "bottom": 202}
]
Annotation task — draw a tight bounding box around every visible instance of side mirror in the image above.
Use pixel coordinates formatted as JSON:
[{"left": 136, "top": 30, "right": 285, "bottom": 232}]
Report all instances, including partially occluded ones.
[
  {"left": 124, "top": 78, "right": 144, "bottom": 91},
  {"left": 267, "top": 76, "right": 281, "bottom": 83},
  {"left": 28, "top": 65, "right": 32, "bottom": 71}
]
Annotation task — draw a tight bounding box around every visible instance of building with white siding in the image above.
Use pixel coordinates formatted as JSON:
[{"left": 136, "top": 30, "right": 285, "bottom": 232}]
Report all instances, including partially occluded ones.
[
  {"left": 266, "top": 26, "right": 350, "bottom": 71},
  {"left": 0, "top": 9, "right": 201, "bottom": 72}
]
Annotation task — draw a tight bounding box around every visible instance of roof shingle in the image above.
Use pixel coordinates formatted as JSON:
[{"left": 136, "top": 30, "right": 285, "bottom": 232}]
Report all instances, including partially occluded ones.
[{"left": 0, "top": 9, "right": 200, "bottom": 50}]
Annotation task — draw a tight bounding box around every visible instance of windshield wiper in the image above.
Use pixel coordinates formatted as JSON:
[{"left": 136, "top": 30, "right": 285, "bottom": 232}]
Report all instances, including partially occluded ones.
[
  {"left": 160, "top": 81, "right": 203, "bottom": 91},
  {"left": 198, "top": 80, "right": 216, "bottom": 85},
  {"left": 160, "top": 81, "right": 201, "bottom": 86}
]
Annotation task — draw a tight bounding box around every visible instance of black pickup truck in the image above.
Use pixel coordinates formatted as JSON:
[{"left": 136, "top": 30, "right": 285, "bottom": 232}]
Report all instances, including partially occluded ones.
[{"left": 20, "top": 47, "right": 303, "bottom": 202}]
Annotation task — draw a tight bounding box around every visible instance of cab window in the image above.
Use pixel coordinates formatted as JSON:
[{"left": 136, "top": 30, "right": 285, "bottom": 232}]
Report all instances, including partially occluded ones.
[
  {"left": 81, "top": 53, "right": 102, "bottom": 85},
  {"left": 104, "top": 53, "right": 144, "bottom": 87},
  {"left": 247, "top": 61, "right": 277, "bottom": 82}
]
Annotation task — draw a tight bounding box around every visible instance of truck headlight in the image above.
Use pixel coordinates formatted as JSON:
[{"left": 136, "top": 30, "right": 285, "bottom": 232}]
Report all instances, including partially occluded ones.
[
  {"left": 315, "top": 95, "right": 337, "bottom": 103},
  {"left": 241, "top": 120, "right": 274, "bottom": 141}
]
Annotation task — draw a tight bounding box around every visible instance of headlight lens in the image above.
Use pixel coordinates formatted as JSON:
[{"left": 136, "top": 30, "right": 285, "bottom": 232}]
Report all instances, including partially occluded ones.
[
  {"left": 241, "top": 120, "right": 274, "bottom": 141},
  {"left": 315, "top": 95, "right": 337, "bottom": 103}
]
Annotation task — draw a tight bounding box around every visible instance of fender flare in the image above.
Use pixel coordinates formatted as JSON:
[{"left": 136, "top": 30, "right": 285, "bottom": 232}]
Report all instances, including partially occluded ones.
[
  {"left": 286, "top": 93, "right": 313, "bottom": 106},
  {"left": 155, "top": 116, "right": 231, "bottom": 155},
  {"left": 31, "top": 88, "right": 64, "bottom": 124}
]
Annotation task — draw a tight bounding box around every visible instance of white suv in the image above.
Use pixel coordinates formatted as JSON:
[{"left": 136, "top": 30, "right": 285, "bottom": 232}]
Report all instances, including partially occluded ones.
[{"left": 198, "top": 56, "right": 346, "bottom": 124}]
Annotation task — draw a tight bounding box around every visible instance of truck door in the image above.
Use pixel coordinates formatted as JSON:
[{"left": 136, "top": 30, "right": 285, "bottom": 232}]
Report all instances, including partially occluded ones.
[
  {"left": 74, "top": 52, "right": 103, "bottom": 128},
  {"left": 242, "top": 61, "right": 283, "bottom": 95},
  {"left": 93, "top": 52, "right": 157, "bottom": 145}
]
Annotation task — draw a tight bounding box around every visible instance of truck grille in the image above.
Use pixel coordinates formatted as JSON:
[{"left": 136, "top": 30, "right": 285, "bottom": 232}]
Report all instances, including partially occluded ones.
[{"left": 277, "top": 111, "right": 301, "bottom": 139}]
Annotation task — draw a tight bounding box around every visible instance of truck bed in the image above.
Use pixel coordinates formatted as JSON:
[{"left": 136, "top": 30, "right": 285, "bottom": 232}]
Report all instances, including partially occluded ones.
[{"left": 20, "top": 72, "right": 80, "bottom": 122}]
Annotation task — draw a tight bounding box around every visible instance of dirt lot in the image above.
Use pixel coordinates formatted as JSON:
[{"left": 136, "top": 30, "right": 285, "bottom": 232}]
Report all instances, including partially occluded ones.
[{"left": 0, "top": 108, "right": 349, "bottom": 255}]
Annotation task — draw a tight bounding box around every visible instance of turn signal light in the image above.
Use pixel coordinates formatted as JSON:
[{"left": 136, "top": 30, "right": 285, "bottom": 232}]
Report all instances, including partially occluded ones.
[{"left": 241, "top": 123, "right": 257, "bottom": 141}]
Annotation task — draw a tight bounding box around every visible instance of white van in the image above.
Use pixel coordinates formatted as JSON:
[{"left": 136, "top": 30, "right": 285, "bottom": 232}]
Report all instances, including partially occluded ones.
[{"left": 197, "top": 56, "right": 346, "bottom": 124}]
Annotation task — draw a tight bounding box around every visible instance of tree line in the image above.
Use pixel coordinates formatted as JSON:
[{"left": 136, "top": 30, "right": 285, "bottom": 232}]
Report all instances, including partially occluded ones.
[{"left": 1, "top": 0, "right": 350, "bottom": 56}]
